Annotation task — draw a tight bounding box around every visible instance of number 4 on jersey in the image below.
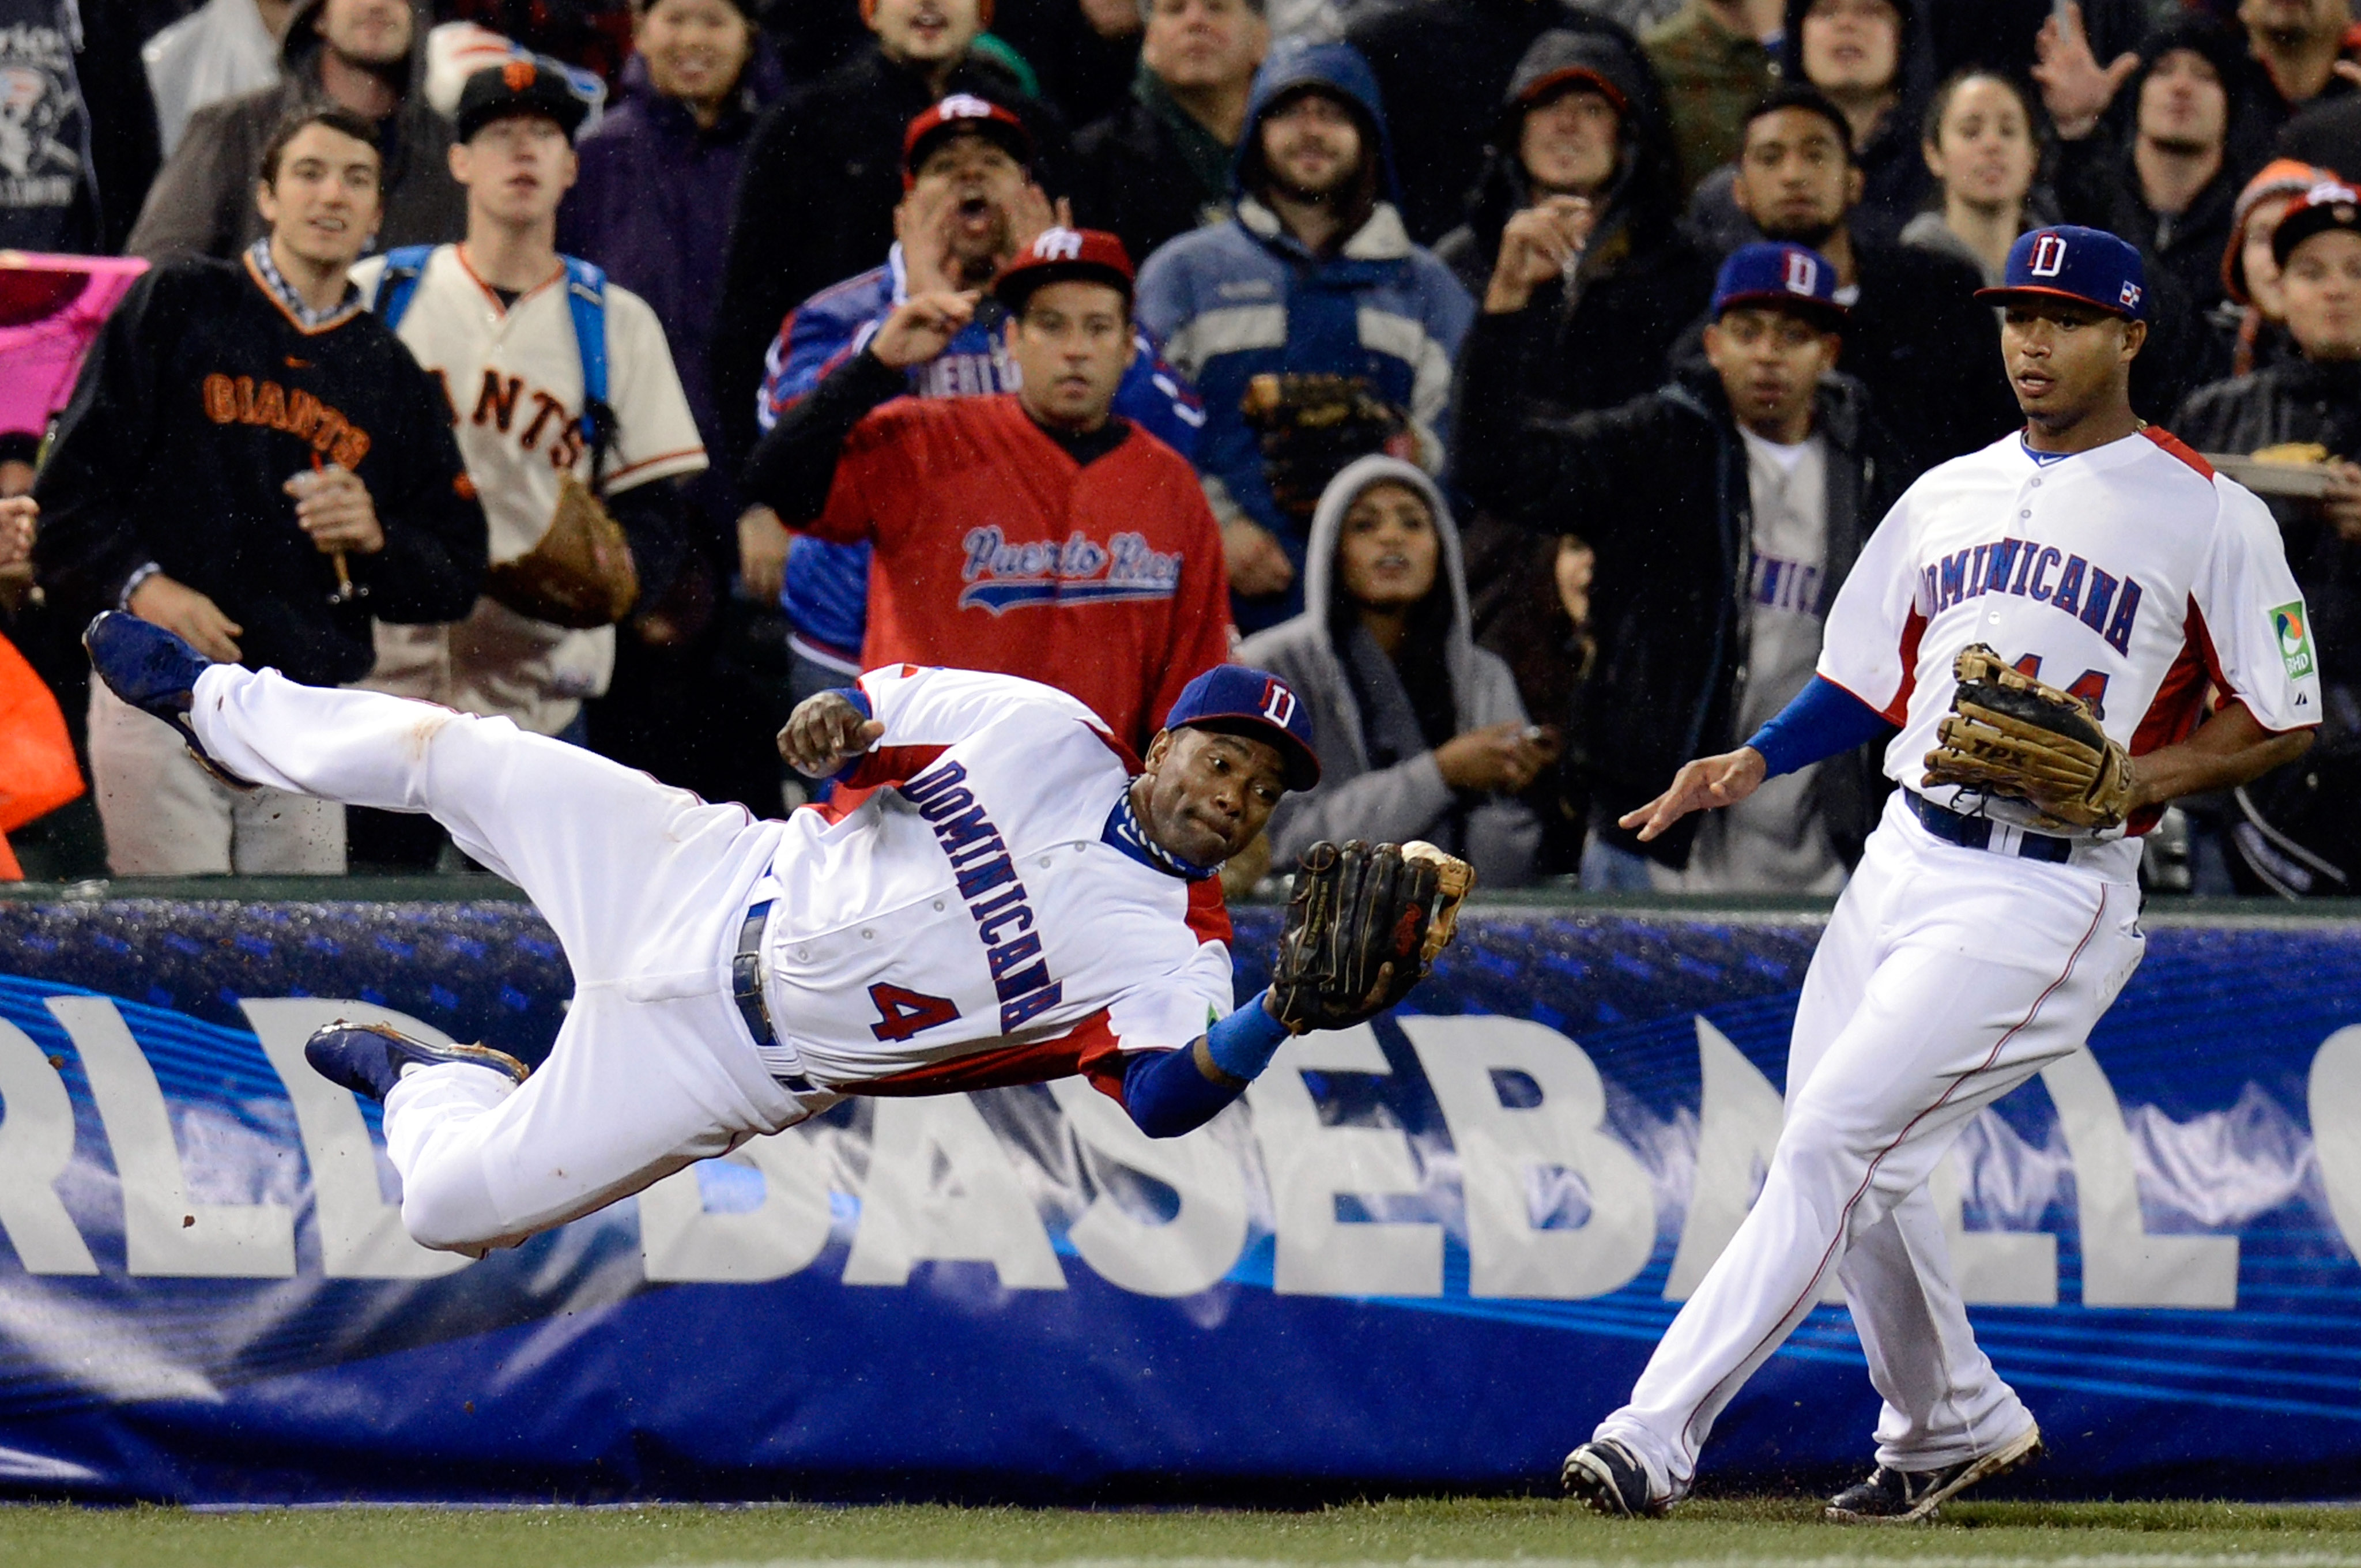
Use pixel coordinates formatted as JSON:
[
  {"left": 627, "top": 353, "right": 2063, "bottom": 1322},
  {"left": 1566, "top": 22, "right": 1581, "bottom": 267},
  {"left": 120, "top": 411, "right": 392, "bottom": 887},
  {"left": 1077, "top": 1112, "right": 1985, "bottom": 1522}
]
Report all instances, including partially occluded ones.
[
  {"left": 868, "top": 983, "right": 961, "bottom": 1043},
  {"left": 2013, "top": 654, "right": 2111, "bottom": 719}
]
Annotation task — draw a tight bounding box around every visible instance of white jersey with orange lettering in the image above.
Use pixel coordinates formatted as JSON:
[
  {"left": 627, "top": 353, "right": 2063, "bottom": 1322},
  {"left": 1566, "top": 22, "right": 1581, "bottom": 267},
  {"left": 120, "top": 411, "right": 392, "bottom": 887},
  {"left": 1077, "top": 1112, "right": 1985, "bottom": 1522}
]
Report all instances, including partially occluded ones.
[
  {"left": 1582, "top": 424, "right": 2320, "bottom": 1509},
  {"left": 1821, "top": 425, "right": 2321, "bottom": 880},
  {"left": 756, "top": 662, "right": 1238, "bottom": 1093},
  {"left": 350, "top": 246, "right": 707, "bottom": 734}
]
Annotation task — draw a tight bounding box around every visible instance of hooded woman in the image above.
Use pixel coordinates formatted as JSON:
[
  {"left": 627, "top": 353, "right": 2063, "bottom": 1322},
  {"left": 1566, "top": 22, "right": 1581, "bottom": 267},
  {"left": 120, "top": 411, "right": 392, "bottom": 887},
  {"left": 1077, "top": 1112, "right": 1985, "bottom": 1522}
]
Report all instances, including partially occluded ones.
[{"left": 1237, "top": 455, "right": 1548, "bottom": 888}]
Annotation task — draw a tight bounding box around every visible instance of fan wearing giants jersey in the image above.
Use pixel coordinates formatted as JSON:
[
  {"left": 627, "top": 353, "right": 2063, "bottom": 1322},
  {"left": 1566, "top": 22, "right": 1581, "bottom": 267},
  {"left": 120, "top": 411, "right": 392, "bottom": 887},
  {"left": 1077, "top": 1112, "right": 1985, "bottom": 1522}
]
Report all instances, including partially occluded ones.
[{"left": 1558, "top": 226, "right": 2319, "bottom": 1523}]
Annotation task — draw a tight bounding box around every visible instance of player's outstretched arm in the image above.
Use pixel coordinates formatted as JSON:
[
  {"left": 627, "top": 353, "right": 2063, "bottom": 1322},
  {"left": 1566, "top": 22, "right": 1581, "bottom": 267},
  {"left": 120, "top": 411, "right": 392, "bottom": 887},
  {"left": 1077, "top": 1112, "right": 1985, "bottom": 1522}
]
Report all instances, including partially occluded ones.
[
  {"left": 1122, "top": 994, "right": 1291, "bottom": 1139},
  {"left": 778, "top": 689, "right": 885, "bottom": 779},
  {"left": 1618, "top": 748, "right": 1768, "bottom": 843},
  {"left": 1122, "top": 840, "right": 1476, "bottom": 1139},
  {"left": 1623, "top": 674, "right": 1894, "bottom": 842}
]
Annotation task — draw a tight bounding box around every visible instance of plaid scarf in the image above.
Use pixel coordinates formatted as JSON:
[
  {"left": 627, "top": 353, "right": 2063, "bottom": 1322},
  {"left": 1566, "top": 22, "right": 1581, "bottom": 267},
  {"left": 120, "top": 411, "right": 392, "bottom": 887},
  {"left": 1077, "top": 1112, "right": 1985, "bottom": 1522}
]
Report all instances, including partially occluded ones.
[{"left": 246, "top": 238, "right": 364, "bottom": 330}]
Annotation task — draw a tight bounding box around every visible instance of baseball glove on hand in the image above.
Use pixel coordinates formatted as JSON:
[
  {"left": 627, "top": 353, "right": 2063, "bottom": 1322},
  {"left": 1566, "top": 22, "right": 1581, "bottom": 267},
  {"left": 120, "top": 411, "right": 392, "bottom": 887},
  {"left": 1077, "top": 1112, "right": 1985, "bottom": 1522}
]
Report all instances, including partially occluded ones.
[
  {"left": 1268, "top": 839, "right": 1475, "bottom": 1033},
  {"left": 1923, "top": 643, "right": 2135, "bottom": 831},
  {"left": 1239, "top": 373, "right": 1413, "bottom": 521},
  {"left": 484, "top": 473, "right": 640, "bottom": 630}
]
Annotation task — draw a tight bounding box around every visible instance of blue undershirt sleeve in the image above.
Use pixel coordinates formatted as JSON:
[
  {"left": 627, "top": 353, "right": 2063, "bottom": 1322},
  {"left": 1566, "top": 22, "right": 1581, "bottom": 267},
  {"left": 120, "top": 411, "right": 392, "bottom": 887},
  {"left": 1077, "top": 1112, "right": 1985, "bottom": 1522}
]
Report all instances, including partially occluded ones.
[
  {"left": 1122, "top": 990, "right": 1292, "bottom": 1139},
  {"left": 1745, "top": 676, "right": 1893, "bottom": 779}
]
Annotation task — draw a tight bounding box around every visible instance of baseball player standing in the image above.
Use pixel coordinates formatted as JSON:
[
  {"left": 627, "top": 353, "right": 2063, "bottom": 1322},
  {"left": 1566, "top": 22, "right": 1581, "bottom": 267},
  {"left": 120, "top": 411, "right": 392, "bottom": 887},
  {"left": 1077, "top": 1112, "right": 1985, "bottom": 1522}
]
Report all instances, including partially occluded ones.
[
  {"left": 1560, "top": 226, "right": 2321, "bottom": 1521},
  {"left": 81, "top": 606, "right": 1467, "bottom": 1257}
]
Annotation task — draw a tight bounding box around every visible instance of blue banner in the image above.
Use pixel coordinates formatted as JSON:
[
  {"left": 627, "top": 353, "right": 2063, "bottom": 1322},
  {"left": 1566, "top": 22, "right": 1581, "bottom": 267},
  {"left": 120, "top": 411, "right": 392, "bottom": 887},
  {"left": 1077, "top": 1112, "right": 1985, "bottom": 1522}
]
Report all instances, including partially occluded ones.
[{"left": 0, "top": 892, "right": 2355, "bottom": 1503}]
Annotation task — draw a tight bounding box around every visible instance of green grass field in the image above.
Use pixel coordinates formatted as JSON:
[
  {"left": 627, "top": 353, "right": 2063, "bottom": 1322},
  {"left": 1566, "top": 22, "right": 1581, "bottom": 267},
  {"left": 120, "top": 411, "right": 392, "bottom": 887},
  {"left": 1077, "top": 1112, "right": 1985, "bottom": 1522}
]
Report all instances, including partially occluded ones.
[{"left": 3, "top": 1498, "right": 2359, "bottom": 1568}]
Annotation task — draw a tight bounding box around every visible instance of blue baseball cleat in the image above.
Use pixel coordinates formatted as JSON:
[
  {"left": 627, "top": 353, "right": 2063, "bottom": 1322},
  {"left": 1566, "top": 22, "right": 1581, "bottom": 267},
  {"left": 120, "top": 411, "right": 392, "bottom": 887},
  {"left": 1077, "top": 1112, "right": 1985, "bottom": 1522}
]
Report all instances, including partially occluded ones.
[
  {"left": 304, "top": 1022, "right": 532, "bottom": 1102},
  {"left": 81, "top": 610, "right": 256, "bottom": 789},
  {"left": 1562, "top": 1438, "right": 1669, "bottom": 1518}
]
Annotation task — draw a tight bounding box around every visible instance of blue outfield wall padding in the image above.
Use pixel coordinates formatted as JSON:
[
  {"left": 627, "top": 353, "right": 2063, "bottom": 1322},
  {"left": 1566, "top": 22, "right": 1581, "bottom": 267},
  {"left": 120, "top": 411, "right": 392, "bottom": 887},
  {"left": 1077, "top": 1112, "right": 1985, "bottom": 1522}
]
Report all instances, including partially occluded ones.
[{"left": 0, "top": 894, "right": 2355, "bottom": 1503}]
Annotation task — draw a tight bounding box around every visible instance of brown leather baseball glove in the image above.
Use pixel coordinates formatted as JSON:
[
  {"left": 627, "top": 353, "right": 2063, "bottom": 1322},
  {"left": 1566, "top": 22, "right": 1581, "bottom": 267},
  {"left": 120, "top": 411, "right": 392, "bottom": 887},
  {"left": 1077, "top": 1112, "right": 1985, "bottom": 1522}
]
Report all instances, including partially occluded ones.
[
  {"left": 1239, "top": 372, "right": 1413, "bottom": 521},
  {"left": 1267, "top": 839, "right": 1474, "bottom": 1033},
  {"left": 484, "top": 472, "right": 640, "bottom": 630},
  {"left": 1923, "top": 643, "right": 2134, "bottom": 831}
]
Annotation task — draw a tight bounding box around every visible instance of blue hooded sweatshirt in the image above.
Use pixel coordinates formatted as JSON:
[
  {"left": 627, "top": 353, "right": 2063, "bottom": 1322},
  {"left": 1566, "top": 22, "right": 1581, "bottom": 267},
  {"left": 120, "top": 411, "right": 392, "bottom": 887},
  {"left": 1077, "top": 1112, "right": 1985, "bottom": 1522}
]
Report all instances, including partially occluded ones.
[{"left": 1134, "top": 39, "right": 1474, "bottom": 634}]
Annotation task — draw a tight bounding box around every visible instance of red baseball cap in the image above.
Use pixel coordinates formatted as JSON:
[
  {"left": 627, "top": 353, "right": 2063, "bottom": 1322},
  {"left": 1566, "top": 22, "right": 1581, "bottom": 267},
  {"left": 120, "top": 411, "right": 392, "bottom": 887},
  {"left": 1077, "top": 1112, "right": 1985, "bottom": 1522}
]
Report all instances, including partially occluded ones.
[
  {"left": 1515, "top": 63, "right": 1627, "bottom": 113},
  {"left": 902, "top": 94, "right": 1034, "bottom": 187},
  {"left": 994, "top": 227, "right": 1136, "bottom": 312}
]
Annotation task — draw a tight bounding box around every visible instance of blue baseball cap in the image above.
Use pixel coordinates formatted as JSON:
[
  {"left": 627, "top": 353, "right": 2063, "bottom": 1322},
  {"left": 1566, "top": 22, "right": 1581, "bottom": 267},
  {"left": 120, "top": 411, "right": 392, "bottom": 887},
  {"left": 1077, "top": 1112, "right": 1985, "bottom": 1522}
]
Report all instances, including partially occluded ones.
[
  {"left": 1713, "top": 242, "right": 1846, "bottom": 329},
  {"left": 1163, "top": 665, "right": 1321, "bottom": 790},
  {"left": 1976, "top": 224, "right": 2147, "bottom": 321}
]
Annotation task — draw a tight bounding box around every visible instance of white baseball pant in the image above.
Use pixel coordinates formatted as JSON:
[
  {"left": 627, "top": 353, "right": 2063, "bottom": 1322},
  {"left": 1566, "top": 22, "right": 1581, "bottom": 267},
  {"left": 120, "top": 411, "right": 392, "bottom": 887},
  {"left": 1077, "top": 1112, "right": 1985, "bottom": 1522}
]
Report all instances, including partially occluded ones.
[
  {"left": 1595, "top": 790, "right": 2147, "bottom": 1498},
  {"left": 184, "top": 663, "right": 816, "bottom": 1253}
]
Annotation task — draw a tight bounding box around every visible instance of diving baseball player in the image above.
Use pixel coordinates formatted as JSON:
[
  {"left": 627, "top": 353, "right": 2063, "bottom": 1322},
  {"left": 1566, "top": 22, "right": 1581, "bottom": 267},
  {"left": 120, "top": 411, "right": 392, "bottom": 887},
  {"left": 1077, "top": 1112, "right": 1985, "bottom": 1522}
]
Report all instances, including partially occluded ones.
[
  {"left": 81, "top": 609, "right": 1470, "bottom": 1257},
  {"left": 1559, "top": 227, "right": 2320, "bottom": 1522}
]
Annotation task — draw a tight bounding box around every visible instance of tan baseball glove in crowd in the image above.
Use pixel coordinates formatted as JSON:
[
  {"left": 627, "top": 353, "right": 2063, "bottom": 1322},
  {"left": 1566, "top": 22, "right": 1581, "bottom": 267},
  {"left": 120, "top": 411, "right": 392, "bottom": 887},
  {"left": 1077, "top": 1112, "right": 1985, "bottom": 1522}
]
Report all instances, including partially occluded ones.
[{"left": 483, "top": 472, "right": 640, "bottom": 629}]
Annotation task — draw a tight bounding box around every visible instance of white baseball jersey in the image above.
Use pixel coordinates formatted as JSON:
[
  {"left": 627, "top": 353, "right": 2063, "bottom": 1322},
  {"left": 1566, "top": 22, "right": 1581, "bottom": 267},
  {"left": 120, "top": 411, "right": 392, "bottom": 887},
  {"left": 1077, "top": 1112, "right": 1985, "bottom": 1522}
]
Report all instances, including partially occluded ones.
[
  {"left": 760, "top": 664, "right": 1237, "bottom": 1094},
  {"left": 350, "top": 246, "right": 707, "bottom": 733},
  {"left": 1820, "top": 427, "right": 2321, "bottom": 880}
]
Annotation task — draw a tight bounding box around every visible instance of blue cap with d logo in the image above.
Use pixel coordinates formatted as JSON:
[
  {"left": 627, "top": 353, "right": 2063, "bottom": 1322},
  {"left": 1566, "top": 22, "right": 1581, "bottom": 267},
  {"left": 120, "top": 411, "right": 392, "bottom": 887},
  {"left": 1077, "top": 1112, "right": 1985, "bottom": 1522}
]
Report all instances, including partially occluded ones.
[
  {"left": 1163, "top": 666, "right": 1321, "bottom": 790},
  {"left": 1975, "top": 224, "right": 2147, "bottom": 321}
]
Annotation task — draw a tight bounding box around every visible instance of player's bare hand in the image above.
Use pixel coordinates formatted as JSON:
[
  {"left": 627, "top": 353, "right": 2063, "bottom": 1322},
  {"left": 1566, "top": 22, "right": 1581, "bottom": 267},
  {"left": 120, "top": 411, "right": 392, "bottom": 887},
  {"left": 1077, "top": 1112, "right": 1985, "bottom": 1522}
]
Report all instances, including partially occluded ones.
[
  {"left": 737, "top": 504, "right": 790, "bottom": 601},
  {"left": 1485, "top": 197, "right": 1594, "bottom": 314},
  {"left": 2031, "top": 1, "right": 2136, "bottom": 140},
  {"left": 1221, "top": 518, "right": 1295, "bottom": 597},
  {"left": 0, "top": 495, "right": 34, "bottom": 570},
  {"left": 1436, "top": 720, "right": 1561, "bottom": 794},
  {"left": 1619, "top": 747, "right": 1768, "bottom": 842},
  {"left": 779, "top": 689, "right": 887, "bottom": 778},
  {"left": 129, "top": 572, "right": 243, "bottom": 663},
  {"left": 2321, "top": 460, "right": 2361, "bottom": 541},
  {"left": 869, "top": 291, "right": 980, "bottom": 371},
  {"left": 285, "top": 465, "right": 384, "bottom": 555}
]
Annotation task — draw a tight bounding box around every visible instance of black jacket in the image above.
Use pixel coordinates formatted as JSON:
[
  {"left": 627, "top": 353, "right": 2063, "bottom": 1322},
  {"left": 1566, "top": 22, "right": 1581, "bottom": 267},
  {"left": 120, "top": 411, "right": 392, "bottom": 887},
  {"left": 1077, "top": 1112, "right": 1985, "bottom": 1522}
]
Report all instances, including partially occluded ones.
[
  {"left": 1455, "top": 311, "right": 1910, "bottom": 868},
  {"left": 709, "top": 46, "right": 1067, "bottom": 476},
  {"left": 1069, "top": 96, "right": 1225, "bottom": 274},
  {"left": 2054, "top": 134, "right": 2243, "bottom": 316},
  {"left": 2174, "top": 357, "right": 2361, "bottom": 696},
  {"left": 1432, "top": 28, "right": 1716, "bottom": 415},
  {"left": 33, "top": 258, "right": 486, "bottom": 688},
  {"left": 1344, "top": 0, "right": 1658, "bottom": 244},
  {"left": 1671, "top": 238, "right": 2017, "bottom": 473}
]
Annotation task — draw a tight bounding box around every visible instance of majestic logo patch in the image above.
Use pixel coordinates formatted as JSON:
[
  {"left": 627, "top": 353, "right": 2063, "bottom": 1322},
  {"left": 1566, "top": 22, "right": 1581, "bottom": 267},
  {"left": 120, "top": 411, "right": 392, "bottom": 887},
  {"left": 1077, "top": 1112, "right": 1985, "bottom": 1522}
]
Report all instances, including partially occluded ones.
[
  {"left": 2274, "top": 601, "right": 2316, "bottom": 681},
  {"left": 959, "top": 527, "right": 1183, "bottom": 613}
]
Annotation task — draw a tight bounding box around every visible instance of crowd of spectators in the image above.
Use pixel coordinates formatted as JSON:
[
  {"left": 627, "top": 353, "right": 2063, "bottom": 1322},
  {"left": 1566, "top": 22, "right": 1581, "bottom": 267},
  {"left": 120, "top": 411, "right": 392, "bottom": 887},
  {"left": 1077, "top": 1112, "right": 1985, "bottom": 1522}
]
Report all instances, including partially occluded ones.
[{"left": 7, "top": 0, "right": 2361, "bottom": 899}]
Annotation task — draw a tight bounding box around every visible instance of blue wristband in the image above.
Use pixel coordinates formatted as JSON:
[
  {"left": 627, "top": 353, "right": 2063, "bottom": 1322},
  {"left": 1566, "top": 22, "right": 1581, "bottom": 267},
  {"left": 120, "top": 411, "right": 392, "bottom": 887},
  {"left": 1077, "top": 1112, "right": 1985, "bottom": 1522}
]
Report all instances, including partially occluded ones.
[
  {"left": 1203, "top": 989, "right": 1290, "bottom": 1081},
  {"left": 1745, "top": 675, "right": 1891, "bottom": 779}
]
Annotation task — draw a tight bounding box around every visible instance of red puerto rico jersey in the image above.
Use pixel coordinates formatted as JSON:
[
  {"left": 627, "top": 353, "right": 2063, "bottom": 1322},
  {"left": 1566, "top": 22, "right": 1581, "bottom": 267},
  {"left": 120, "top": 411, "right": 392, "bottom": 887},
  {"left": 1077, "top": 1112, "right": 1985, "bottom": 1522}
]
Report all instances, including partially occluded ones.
[
  {"left": 761, "top": 665, "right": 1235, "bottom": 1101},
  {"left": 805, "top": 393, "right": 1235, "bottom": 755},
  {"left": 1820, "top": 427, "right": 2321, "bottom": 879}
]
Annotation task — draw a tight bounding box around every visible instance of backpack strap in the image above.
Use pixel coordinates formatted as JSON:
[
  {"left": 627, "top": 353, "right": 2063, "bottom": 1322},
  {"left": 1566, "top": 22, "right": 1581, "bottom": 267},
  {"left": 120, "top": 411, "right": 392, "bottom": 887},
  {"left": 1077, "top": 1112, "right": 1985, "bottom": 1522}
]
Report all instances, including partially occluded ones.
[
  {"left": 561, "top": 256, "right": 610, "bottom": 469},
  {"left": 371, "top": 243, "right": 437, "bottom": 331}
]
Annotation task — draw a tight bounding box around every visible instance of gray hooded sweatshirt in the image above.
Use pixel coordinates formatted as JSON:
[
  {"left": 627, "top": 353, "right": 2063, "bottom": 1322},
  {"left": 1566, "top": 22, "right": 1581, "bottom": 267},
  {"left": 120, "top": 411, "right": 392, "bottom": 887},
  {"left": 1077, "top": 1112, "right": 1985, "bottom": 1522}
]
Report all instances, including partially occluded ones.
[{"left": 1238, "top": 455, "right": 1541, "bottom": 888}]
